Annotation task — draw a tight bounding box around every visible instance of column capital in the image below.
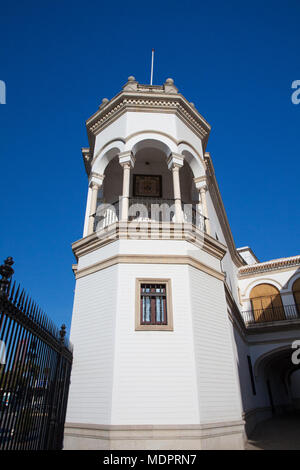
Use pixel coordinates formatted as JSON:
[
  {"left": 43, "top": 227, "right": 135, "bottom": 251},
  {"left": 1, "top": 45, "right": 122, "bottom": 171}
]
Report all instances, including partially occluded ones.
[
  {"left": 199, "top": 184, "right": 208, "bottom": 193},
  {"left": 167, "top": 153, "right": 184, "bottom": 170},
  {"left": 119, "top": 151, "right": 135, "bottom": 168},
  {"left": 90, "top": 181, "right": 100, "bottom": 190},
  {"left": 89, "top": 172, "right": 105, "bottom": 189},
  {"left": 194, "top": 176, "right": 208, "bottom": 191}
]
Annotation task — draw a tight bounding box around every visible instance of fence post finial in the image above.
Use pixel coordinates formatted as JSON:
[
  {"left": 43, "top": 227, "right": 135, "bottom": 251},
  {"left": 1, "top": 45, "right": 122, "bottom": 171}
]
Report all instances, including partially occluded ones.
[
  {"left": 59, "top": 324, "right": 66, "bottom": 344},
  {"left": 0, "top": 257, "right": 14, "bottom": 297}
]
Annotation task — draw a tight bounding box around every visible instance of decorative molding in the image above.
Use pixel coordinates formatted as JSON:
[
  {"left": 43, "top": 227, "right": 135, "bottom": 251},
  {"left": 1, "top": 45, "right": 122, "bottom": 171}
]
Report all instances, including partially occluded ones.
[
  {"left": 118, "top": 151, "right": 135, "bottom": 168},
  {"left": 238, "top": 255, "right": 300, "bottom": 277},
  {"left": 88, "top": 98, "right": 209, "bottom": 140},
  {"left": 65, "top": 420, "right": 245, "bottom": 432},
  {"left": 72, "top": 264, "right": 78, "bottom": 275},
  {"left": 85, "top": 89, "right": 211, "bottom": 156},
  {"left": 193, "top": 176, "right": 207, "bottom": 186},
  {"left": 89, "top": 172, "right": 105, "bottom": 188},
  {"left": 167, "top": 153, "right": 184, "bottom": 169},
  {"left": 240, "top": 277, "right": 283, "bottom": 299},
  {"left": 239, "top": 266, "right": 300, "bottom": 281},
  {"left": 89, "top": 173, "right": 105, "bottom": 188},
  {"left": 82, "top": 147, "right": 91, "bottom": 174},
  {"left": 71, "top": 222, "right": 227, "bottom": 261},
  {"left": 74, "top": 253, "right": 225, "bottom": 282},
  {"left": 178, "top": 140, "right": 205, "bottom": 164},
  {"left": 88, "top": 133, "right": 205, "bottom": 176},
  {"left": 125, "top": 129, "right": 178, "bottom": 147},
  {"left": 90, "top": 171, "right": 104, "bottom": 179}
]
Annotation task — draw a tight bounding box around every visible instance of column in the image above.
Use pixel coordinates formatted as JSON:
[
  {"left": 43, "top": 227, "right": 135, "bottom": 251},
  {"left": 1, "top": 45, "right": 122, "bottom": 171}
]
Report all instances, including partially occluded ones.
[
  {"left": 199, "top": 185, "right": 211, "bottom": 235},
  {"left": 195, "top": 189, "right": 204, "bottom": 231},
  {"left": 168, "top": 153, "right": 184, "bottom": 223},
  {"left": 87, "top": 183, "right": 100, "bottom": 235},
  {"left": 119, "top": 151, "right": 135, "bottom": 222},
  {"left": 87, "top": 173, "right": 105, "bottom": 235}
]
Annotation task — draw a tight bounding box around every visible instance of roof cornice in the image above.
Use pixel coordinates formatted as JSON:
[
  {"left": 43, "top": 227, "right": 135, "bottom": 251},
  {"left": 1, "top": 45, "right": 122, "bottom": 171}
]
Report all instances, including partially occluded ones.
[
  {"left": 85, "top": 84, "right": 211, "bottom": 154},
  {"left": 238, "top": 255, "right": 300, "bottom": 276}
]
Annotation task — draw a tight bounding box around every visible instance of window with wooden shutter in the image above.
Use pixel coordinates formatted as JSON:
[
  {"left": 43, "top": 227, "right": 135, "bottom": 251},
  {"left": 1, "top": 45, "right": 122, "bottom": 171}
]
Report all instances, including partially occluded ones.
[{"left": 250, "top": 283, "right": 285, "bottom": 322}]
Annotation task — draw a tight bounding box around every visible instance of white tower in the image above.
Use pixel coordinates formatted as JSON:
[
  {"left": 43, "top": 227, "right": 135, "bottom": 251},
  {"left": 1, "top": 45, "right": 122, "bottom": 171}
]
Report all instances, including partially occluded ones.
[{"left": 64, "top": 77, "right": 245, "bottom": 450}]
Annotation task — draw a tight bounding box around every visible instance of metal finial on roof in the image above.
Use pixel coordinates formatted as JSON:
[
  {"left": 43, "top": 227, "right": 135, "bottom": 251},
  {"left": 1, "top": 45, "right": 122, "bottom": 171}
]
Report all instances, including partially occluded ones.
[{"left": 150, "top": 49, "right": 154, "bottom": 85}]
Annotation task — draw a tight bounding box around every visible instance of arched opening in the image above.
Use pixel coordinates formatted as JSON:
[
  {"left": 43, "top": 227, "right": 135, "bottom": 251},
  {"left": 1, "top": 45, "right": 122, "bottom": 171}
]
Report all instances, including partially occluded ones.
[
  {"left": 132, "top": 146, "right": 173, "bottom": 200},
  {"left": 92, "top": 143, "right": 124, "bottom": 175},
  {"left": 258, "top": 348, "right": 293, "bottom": 414},
  {"left": 93, "top": 137, "right": 205, "bottom": 230},
  {"left": 245, "top": 347, "right": 300, "bottom": 448},
  {"left": 102, "top": 156, "right": 123, "bottom": 204},
  {"left": 250, "top": 284, "right": 285, "bottom": 323},
  {"left": 93, "top": 156, "right": 123, "bottom": 229},
  {"left": 127, "top": 145, "right": 176, "bottom": 223},
  {"left": 180, "top": 160, "right": 198, "bottom": 204},
  {"left": 292, "top": 278, "right": 300, "bottom": 315},
  {"left": 252, "top": 346, "right": 300, "bottom": 418}
]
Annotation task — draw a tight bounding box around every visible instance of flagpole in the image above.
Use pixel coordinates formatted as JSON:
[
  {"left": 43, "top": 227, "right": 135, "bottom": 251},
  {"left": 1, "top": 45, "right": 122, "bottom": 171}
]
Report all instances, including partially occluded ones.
[{"left": 150, "top": 49, "right": 154, "bottom": 85}]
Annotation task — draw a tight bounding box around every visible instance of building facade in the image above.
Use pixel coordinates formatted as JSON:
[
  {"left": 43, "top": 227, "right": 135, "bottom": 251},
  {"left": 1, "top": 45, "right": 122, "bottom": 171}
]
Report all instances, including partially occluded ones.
[{"left": 64, "top": 77, "right": 300, "bottom": 450}]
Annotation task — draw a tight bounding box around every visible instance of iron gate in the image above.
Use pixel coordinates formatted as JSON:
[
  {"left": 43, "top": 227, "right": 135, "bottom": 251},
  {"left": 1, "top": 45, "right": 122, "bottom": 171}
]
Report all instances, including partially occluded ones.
[{"left": 0, "top": 257, "right": 73, "bottom": 450}]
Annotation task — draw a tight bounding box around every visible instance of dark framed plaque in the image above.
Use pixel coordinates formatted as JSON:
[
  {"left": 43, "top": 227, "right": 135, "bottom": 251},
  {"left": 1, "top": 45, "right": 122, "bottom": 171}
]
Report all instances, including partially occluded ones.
[{"left": 133, "top": 174, "right": 162, "bottom": 198}]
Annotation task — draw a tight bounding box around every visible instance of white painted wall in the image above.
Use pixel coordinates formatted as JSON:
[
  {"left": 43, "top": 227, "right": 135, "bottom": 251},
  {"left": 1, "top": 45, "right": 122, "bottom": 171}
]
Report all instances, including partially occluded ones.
[
  {"left": 66, "top": 265, "right": 118, "bottom": 425},
  {"left": 77, "top": 239, "right": 221, "bottom": 272},
  {"left": 229, "top": 322, "right": 272, "bottom": 414},
  {"left": 111, "top": 263, "right": 199, "bottom": 424},
  {"left": 205, "top": 190, "right": 240, "bottom": 306},
  {"left": 68, "top": 250, "right": 243, "bottom": 426},
  {"left": 93, "top": 113, "right": 127, "bottom": 158},
  {"left": 189, "top": 266, "right": 243, "bottom": 423}
]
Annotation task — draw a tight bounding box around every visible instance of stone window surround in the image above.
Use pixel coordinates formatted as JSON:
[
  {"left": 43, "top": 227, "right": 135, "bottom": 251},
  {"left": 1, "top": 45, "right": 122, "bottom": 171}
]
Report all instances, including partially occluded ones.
[{"left": 135, "top": 278, "right": 173, "bottom": 331}]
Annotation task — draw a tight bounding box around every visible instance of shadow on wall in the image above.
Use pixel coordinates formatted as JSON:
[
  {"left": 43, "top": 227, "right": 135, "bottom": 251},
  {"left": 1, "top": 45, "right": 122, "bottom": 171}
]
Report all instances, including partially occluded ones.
[{"left": 234, "top": 267, "right": 300, "bottom": 436}]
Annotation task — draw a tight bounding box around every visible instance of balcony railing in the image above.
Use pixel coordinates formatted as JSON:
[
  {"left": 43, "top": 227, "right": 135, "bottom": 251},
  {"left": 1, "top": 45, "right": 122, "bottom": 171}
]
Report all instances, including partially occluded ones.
[
  {"left": 242, "top": 304, "right": 300, "bottom": 326},
  {"left": 94, "top": 198, "right": 207, "bottom": 232}
]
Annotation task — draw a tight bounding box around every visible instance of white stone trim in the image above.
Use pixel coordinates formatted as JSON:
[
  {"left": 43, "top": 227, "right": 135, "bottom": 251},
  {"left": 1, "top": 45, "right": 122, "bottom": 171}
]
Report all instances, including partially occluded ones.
[
  {"left": 167, "top": 153, "right": 184, "bottom": 170},
  {"left": 135, "top": 278, "right": 174, "bottom": 331},
  {"left": 285, "top": 272, "right": 300, "bottom": 292},
  {"left": 64, "top": 420, "right": 245, "bottom": 450},
  {"left": 118, "top": 150, "right": 136, "bottom": 168},
  {"left": 241, "top": 277, "right": 283, "bottom": 300}
]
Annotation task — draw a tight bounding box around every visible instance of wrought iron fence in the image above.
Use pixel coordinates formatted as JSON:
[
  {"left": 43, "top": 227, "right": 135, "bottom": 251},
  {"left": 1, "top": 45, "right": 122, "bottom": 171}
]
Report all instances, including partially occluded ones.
[
  {"left": 0, "top": 257, "right": 73, "bottom": 450},
  {"left": 242, "top": 303, "right": 300, "bottom": 325}
]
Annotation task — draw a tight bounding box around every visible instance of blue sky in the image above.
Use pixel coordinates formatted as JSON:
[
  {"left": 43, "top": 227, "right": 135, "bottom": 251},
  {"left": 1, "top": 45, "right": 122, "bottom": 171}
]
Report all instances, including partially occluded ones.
[{"left": 0, "top": 0, "right": 299, "bottom": 331}]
